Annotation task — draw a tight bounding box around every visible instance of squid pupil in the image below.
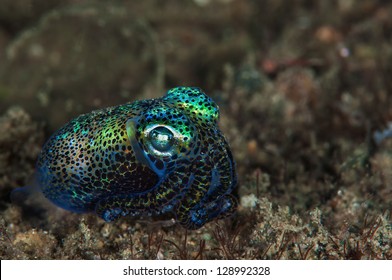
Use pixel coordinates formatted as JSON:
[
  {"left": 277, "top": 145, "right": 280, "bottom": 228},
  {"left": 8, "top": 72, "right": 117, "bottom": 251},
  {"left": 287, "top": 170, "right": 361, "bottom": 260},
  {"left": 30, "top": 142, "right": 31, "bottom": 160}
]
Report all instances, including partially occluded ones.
[{"left": 149, "top": 126, "right": 174, "bottom": 151}]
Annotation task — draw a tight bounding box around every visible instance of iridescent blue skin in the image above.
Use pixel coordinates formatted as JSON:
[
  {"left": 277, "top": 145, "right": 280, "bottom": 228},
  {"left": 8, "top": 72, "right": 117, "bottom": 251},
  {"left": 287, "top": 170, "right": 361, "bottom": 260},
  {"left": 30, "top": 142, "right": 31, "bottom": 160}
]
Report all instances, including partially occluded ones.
[{"left": 35, "top": 87, "right": 237, "bottom": 229}]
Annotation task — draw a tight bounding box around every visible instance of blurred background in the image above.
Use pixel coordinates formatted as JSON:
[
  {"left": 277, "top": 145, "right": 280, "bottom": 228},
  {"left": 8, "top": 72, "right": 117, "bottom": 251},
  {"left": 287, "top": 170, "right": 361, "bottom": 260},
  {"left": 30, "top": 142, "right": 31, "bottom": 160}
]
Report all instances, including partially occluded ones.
[{"left": 1, "top": 0, "right": 391, "bottom": 129}]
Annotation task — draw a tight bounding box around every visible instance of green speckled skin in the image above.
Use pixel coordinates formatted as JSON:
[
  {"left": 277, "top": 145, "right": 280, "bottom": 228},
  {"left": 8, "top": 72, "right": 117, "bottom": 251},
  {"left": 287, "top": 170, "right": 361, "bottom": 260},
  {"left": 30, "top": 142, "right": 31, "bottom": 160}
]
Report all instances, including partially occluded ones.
[{"left": 36, "top": 87, "right": 237, "bottom": 229}]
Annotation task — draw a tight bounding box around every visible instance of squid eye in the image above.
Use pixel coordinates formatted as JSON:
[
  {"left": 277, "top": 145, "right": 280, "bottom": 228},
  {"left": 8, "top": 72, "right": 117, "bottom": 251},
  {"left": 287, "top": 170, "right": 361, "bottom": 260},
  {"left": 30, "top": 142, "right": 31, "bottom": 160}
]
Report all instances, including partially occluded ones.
[{"left": 148, "top": 126, "right": 175, "bottom": 152}]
